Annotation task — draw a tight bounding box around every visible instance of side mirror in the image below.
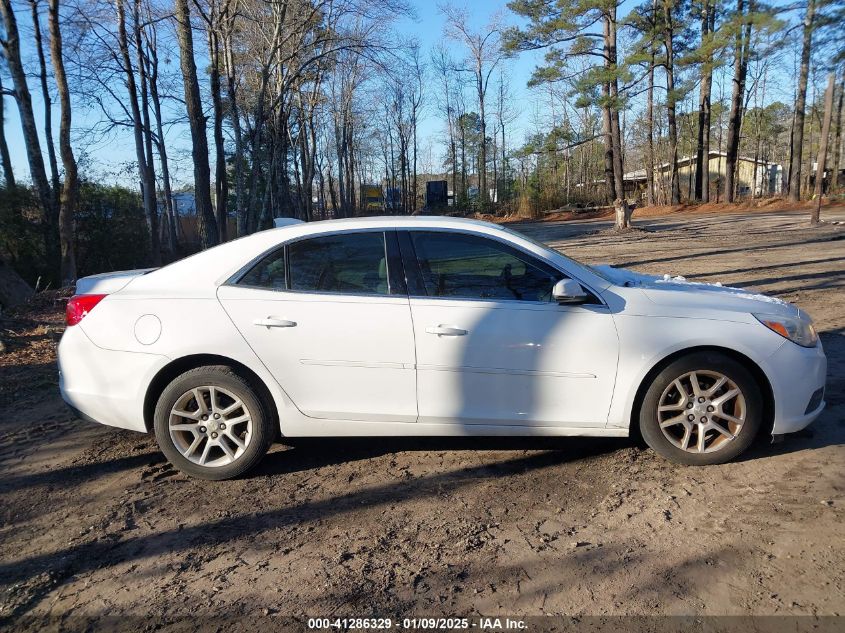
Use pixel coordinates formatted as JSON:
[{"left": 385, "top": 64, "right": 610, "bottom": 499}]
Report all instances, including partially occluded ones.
[{"left": 552, "top": 278, "right": 589, "bottom": 305}]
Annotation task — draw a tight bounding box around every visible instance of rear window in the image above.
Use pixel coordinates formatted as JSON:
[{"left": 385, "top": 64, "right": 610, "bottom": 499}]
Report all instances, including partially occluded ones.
[
  {"left": 239, "top": 249, "right": 286, "bottom": 290},
  {"left": 239, "top": 231, "right": 391, "bottom": 296},
  {"left": 289, "top": 232, "right": 389, "bottom": 295}
]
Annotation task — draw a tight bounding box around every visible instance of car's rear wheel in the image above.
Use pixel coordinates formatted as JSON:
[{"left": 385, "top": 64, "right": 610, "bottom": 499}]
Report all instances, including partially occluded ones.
[
  {"left": 153, "top": 366, "right": 274, "bottom": 480},
  {"left": 639, "top": 352, "right": 762, "bottom": 465}
]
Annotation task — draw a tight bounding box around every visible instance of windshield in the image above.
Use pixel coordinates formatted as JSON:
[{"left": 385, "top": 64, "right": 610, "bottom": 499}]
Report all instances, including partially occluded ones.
[
  {"left": 498, "top": 224, "right": 617, "bottom": 284},
  {"left": 498, "top": 225, "right": 595, "bottom": 269}
]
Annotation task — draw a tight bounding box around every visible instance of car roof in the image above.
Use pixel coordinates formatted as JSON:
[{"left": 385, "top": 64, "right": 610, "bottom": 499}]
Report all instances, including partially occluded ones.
[
  {"left": 269, "top": 214, "right": 507, "bottom": 234},
  {"left": 124, "top": 214, "right": 607, "bottom": 299}
]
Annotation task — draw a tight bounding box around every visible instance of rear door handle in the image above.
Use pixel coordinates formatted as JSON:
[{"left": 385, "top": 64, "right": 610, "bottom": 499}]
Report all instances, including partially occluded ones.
[
  {"left": 425, "top": 325, "right": 467, "bottom": 336},
  {"left": 253, "top": 317, "right": 297, "bottom": 328}
]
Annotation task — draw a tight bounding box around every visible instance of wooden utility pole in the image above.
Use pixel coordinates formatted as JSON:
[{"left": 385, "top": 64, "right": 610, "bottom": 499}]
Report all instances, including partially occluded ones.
[{"left": 812, "top": 73, "right": 835, "bottom": 225}]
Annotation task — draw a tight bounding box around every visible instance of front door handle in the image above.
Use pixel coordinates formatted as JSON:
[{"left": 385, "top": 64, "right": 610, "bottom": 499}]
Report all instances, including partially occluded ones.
[
  {"left": 425, "top": 325, "right": 467, "bottom": 336},
  {"left": 253, "top": 317, "right": 297, "bottom": 328}
]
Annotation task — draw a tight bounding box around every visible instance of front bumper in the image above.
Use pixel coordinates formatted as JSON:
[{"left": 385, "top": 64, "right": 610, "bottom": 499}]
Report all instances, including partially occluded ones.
[
  {"left": 763, "top": 338, "right": 827, "bottom": 435},
  {"left": 58, "top": 325, "right": 168, "bottom": 433}
]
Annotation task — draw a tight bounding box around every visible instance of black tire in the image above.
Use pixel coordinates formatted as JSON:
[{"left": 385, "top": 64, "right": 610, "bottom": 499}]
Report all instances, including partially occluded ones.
[
  {"left": 639, "top": 351, "right": 763, "bottom": 465},
  {"left": 153, "top": 365, "right": 274, "bottom": 480}
]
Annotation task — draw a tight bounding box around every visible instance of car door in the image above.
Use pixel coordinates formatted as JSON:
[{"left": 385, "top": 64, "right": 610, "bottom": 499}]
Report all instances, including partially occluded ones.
[
  {"left": 217, "top": 230, "right": 417, "bottom": 423},
  {"left": 400, "top": 229, "right": 619, "bottom": 428}
]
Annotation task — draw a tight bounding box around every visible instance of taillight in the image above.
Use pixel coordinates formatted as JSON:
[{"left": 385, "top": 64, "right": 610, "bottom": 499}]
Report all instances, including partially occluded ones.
[{"left": 66, "top": 294, "right": 107, "bottom": 326}]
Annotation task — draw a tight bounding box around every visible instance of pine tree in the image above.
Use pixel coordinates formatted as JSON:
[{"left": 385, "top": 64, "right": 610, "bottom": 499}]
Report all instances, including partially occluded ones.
[{"left": 505, "top": 0, "right": 629, "bottom": 225}]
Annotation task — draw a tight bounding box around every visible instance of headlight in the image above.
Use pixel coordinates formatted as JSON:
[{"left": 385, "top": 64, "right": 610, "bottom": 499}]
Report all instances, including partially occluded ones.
[{"left": 753, "top": 313, "right": 818, "bottom": 347}]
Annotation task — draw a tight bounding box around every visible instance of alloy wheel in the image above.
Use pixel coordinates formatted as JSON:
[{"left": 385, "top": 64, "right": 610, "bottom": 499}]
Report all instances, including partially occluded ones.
[
  {"left": 168, "top": 385, "right": 253, "bottom": 467},
  {"left": 656, "top": 370, "right": 746, "bottom": 454}
]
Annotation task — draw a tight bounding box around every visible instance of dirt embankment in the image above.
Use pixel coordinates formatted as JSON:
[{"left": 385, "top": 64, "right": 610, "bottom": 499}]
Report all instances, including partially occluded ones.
[{"left": 476, "top": 197, "right": 845, "bottom": 225}]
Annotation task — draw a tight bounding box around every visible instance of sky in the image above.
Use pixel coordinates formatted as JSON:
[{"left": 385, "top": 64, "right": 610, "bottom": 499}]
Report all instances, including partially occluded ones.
[
  {"left": 4, "top": 0, "right": 549, "bottom": 186},
  {"left": 3, "top": 0, "right": 808, "bottom": 188}
]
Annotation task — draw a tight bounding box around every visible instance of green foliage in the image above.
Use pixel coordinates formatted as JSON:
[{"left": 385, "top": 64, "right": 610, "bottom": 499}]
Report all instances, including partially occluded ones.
[
  {"left": 0, "top": 186, "right": 45, "bottom": 287},
  {"left": 74, "top": 182, "right": 152, "bottom": 277},
  {"left": 1, "top": 183, "right": 154, "bottom": 286},
  {"left": 505, "top": 0, "right": 628, "bottom": 99}
]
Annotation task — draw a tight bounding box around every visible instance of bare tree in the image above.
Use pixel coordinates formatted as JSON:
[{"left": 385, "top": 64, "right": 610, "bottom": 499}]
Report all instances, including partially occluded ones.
[
  {"left": 220, "top": 0, "right": 245, "bottom": 233},
  {"left": 408, "top": 45, "right": 424, "bottom": 212},
  {"left": 114, "top": 0, "right": 161, "bottom": 264},
  {"left": 442, "top": 4, "right": 505, "bottom": 210},
  {"left": 141, "top": 3, "right": 178, "bottom": 253},
  {"left": 195, "top": 0, "right": 228, "bottom": 241},
  {"left": 494, "top": 70, "right": 517, "bottom": 205},
  {"left": 0, "top": 0, "right": 59, "bottom": 275},
  {"left": 174, "top": 0, "right": 218, "bottom": 247},
  {"left": 29, "top": 0, "right": 60, "bottom": 205},
  {"left": 48, "top": 0, "right": 78, "bottom": 284},
  {"left": 431, "top": 45, "right": 460, "bottom": 206}
]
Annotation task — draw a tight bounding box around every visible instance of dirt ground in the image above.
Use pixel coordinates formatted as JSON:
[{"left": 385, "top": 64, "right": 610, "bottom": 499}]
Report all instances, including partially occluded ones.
[{"left": 1, "top": 208, "right": 844, "bottom": 630}]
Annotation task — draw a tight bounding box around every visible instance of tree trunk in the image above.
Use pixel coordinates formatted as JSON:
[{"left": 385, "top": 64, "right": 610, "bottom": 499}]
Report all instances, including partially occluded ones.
[
  {"left": 664, "top": 0, "right": 680, "bottom": 205},
  {"left": 601, "top": 16, "right": 616, "bottom": 206},
  {"left": 787, "top": 0, "right": 815, "bottom": 202},
  {"left": 608, "top": 8, "right": 625, "bottom": 211},
  {"left": 48, "top": 0, "right": 77, "bottom": 285},
  {"left": 501, "top": 120, "right": 506, "bottom": 202},
  {"left": 30, "top": 0, "right": 60, "bottom": 203},
  {"left": 811, "top": 73, "right": 835, "bottom": 224},
  {"left": 146, "top": 30, "right": 178, "bottom": 253},
  {"left": 646, "top": 47, "right": 655, "bottom": 207},
  {"left": 0, "top": 0, "right": 58, "bottom": 278},
  {"left": 724, "top": 0, "right": 751, "bottom": 203},
  {"left": 327, "top": 163, "right": 338, "bottom": 214},
  {"left": 450, "top": 118, "right": 458, "bottom": 208},
  {"left": 412, "top": 111, "right": 418, "bottom": 212},
  {"left": 174, "top": 0, "right": 218, "bottom": 248},
  {"left": 695, "top": 0, "right": 714, "bottom": 201},
  {"left": 133, "top": 0, "right": 160, "bottom": 265},
  {"left": 831, "top": 69, "right": 844, "bottom": 193},
  {"left": 221, "top": 7, "right": 246, "bottom": 236},
  {"left": 460, "top": 122, "right": 467, "bottom": 207},
  {"left": 208, "top": 16, "right": 228, "bottom": 242},
  {"left": 752, "top": 65, "right": 767, "bottom": 198},
  {"left": 115, "top": 0, "right": 160, "bottom": 265},
  {"left": 0, "top": 74, "right": 15, "bottom": 188},
  {"left": 477, "top": 68, "right": 487, "bottom": 209},
  {"left": 614, "top": 198, "right": 632, "bottom": 230}
]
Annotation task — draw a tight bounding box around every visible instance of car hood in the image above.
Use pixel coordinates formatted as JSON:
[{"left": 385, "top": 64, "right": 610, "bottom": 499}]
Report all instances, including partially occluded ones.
[{"left": 593, "top": 264, "right": 800, "bottom": 319}]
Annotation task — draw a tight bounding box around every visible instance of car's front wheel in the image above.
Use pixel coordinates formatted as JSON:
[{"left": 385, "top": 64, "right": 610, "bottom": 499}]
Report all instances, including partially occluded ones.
[
  {"left": 153, "top": 366, "right": 274, "bottom": 480},
  {"left": 639, "top": 352, "right": 763, "bottom": 465}
]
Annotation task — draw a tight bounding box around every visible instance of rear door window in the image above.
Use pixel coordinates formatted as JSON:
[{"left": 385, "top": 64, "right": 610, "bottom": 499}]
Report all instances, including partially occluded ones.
[{"left": 238, "top": 231, "right": 401, "bottom": 296}]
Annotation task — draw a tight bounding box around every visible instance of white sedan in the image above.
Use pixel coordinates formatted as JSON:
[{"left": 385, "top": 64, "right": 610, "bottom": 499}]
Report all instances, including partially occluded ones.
[{"left": 58, "top": 216, "right": 827, "bottom": 479}]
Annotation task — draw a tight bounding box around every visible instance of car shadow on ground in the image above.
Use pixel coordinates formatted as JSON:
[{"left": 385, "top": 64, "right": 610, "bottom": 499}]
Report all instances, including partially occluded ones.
[{"left": 252, "top": 435, "right": 633, "bottom": 478}]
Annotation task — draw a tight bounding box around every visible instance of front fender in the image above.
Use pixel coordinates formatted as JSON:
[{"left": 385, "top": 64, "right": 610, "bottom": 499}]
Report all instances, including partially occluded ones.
[{"left": 607, "top": 314, "right": 784, "bottom": 429}]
